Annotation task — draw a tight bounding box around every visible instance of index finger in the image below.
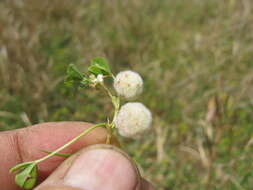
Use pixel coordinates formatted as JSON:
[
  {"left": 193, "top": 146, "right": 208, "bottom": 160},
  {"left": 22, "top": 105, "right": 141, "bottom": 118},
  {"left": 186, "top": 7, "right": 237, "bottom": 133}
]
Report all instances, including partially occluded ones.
[{"left": 0, "top": 122, "right": 108, "bottom": 190}]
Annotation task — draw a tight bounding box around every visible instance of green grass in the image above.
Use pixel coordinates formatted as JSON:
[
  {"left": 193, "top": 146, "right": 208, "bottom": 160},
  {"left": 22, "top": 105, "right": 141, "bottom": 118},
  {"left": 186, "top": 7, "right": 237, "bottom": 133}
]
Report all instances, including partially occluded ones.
[{"left": 0, "top": 0, "right": 253, "bottom": 189}]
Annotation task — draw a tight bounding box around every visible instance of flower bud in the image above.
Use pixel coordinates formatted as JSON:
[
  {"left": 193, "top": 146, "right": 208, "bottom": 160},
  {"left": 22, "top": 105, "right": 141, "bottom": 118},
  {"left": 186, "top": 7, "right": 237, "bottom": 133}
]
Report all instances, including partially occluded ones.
[
  {"left": 115, "top": 102, "right": 152, "bottom": 138},
  {"left": 96, "top": 74, "right": 104, "bottom": 83},
  {"left": 113, "top": 70, "right": 143, "bottom": 100}
]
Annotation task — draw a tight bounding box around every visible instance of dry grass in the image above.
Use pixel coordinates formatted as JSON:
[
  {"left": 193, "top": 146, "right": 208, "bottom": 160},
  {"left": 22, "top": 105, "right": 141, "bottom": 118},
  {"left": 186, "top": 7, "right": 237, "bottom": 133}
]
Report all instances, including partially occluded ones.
[{"left": 0, "top": 0, "right": 253, "bottom": 189}]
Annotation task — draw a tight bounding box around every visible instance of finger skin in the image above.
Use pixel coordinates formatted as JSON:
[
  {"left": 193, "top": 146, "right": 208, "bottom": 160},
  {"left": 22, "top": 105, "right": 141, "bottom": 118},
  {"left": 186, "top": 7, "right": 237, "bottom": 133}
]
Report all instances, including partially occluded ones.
[
  {"left": 36, "top": 145, "right": 154, "bottom": 190},
  {"left": 0, "top": 122, "right": 108, "bottom": 190},
  {"left": 37, "top": 180, "right": 155, "bottom": 190},
  {"left": 37, "top": 179, "right": 155, "bottom": 190},
  {"left": 37, "top": 186, "right": 82, "bottom": 190}
]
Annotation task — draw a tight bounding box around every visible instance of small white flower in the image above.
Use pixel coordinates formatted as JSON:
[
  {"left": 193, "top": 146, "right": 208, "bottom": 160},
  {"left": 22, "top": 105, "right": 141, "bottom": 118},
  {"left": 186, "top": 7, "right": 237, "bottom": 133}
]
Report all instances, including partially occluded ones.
[
  {"left": 90, "top": 74, "right": 104, "bottom": 84},
  {"left": 96, "top": 74, "right": 104, "bottom": 83},
  {"left": 113, "top": 70, "right": 143, "bottom": 100},
  {"left": 115, "top": 102, "right": 152, "bottom": 138}
]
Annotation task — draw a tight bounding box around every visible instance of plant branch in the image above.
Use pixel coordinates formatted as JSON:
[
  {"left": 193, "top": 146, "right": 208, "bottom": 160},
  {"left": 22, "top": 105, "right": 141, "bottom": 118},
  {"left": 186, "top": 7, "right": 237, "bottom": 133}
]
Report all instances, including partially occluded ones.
[
  {"left": 100, "top": 83, "right": 120, "bottom": 126},
  {"left": 35, "top": 123, "right": 106, "bottom": 164}
]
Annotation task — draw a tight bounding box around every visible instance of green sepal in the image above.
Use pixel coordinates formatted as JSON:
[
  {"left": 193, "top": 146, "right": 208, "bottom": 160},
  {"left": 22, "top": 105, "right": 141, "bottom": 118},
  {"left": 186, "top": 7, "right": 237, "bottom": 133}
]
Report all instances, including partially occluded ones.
[
  {"left": 14, "top": 162, "right": 38, "bottom": 189},
  {"left": 88, "top": 57, "right": 112, "bottom": 77}
]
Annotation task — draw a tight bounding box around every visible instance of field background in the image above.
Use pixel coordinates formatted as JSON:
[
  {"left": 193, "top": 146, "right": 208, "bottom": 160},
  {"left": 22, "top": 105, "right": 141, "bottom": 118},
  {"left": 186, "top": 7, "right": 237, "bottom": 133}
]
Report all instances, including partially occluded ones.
[{"left": 0, "top": 0, "right": 253, "bottom": 189}]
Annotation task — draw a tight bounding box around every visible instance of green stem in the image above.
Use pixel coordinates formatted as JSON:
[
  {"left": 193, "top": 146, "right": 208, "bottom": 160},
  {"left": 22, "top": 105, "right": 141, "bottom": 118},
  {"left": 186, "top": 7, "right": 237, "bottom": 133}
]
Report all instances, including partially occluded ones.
[
  {"left": 40, "top": 150, "right": 72, "bottom": 158},
  {"left": 101, "top": 83, "right": 113, "bottom": 99},
  {"left": 111, "top": 106, "right": 119, "bottom": 127},
  {"left": 100, "top": 83, "right": 120, "bottom": 127},
  {"left": 35, "top": 123, "right": 106, "bottom": 164}
]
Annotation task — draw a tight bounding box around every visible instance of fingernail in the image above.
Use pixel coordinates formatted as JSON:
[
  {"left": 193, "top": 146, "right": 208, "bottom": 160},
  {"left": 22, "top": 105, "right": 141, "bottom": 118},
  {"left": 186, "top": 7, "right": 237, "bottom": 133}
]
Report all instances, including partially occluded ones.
[{"left": 63, "top": 145, "right": 140, "bottom": 190}]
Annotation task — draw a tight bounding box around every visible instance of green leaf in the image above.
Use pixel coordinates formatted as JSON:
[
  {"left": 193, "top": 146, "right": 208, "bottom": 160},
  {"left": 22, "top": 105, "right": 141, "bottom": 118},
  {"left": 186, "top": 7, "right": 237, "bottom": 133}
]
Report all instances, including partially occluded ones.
[
  {"left": 88, "top": 65, "right": 103, "bottom": 75},
  {"left": 88, "top": 57, "right": 112, "bottom": 76},
  {"left": 67, "top": 64, "right": 84, "bottom": 80},
  {"left": 10, "top": 162, "right": 34, "bottom": 173},
  {"left": 64, "top": 64, "right": 87, "bottom": 88},
  {"left": 15, "top": 163, "right": 38, "bottom": 189}
]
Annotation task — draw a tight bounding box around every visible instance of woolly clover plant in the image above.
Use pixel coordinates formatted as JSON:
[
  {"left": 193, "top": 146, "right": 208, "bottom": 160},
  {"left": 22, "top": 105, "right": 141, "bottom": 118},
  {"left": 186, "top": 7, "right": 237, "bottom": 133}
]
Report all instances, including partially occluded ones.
[{"left": 10, "top": 57, "right": 152, "bottom": 189}]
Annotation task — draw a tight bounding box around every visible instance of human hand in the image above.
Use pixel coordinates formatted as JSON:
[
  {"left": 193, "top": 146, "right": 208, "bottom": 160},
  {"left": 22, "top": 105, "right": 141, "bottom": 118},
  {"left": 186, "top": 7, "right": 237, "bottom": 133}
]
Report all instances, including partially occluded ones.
[{"left": 0, "top": 122, "right": 154, "bottom": 190}]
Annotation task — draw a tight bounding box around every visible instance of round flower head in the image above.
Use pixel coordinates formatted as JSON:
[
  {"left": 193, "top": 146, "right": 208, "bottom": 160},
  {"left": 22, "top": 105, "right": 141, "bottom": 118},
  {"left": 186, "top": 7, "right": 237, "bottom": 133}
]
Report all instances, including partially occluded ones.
[
  {"left": 115, "top": 102, "right": 152, "bottom": 138},
  {"left": 113, "top": 70, "right": 143, "bottom": 100}
]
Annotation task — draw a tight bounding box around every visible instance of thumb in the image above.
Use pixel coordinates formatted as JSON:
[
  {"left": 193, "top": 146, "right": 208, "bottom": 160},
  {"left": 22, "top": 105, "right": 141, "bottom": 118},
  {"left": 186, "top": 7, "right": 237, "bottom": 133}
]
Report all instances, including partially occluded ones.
[{"left": 35, "top": 144, "right": 143, "bottom": 190}]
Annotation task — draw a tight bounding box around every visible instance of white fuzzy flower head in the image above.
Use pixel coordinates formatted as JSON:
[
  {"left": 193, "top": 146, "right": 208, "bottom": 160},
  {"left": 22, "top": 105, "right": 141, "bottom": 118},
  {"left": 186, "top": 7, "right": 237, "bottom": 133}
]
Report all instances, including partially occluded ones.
[
  {"left": 113, "top": 70, "right": 143, "bottom": 100},
  {"left": 115, "top": 102, "right": 152, "bottom": 138}
]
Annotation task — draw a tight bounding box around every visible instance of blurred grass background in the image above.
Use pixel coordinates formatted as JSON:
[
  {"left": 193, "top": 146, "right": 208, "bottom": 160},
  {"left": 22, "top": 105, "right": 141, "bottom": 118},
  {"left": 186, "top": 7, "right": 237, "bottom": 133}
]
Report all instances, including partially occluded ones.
[{"left": 0, "top": 0, "right": 253, "bottom": 189}]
